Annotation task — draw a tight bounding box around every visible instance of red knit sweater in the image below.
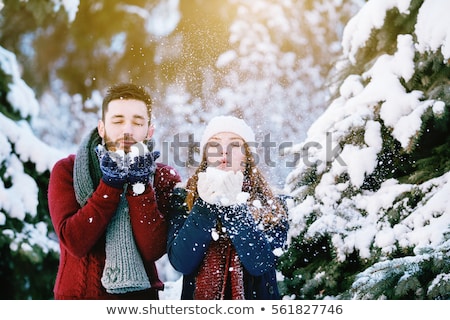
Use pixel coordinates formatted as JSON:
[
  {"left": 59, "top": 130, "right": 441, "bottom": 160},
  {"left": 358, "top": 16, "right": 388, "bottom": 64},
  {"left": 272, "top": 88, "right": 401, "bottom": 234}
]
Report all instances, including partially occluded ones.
[{"left": 48, "top": 154, "right": 181, "bottom": 299}]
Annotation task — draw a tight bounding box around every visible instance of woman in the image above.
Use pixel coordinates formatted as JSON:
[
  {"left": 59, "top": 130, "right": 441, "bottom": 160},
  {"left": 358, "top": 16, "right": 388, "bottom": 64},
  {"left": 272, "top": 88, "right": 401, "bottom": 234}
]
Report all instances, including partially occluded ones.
[{"left": 167, "top": 115, "right": 288, "bottom": 299}]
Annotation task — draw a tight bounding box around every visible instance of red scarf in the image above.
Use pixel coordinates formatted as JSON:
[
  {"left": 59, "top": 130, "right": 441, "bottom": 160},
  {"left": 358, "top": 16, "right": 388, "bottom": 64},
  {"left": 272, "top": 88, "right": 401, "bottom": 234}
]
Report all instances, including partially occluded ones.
[{"left": 194, "top": 235, "right": 245, "bottom": 300}]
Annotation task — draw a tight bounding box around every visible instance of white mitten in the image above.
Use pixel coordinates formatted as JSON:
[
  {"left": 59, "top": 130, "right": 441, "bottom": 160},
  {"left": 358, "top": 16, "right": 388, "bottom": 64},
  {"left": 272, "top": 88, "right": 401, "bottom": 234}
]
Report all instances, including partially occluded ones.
[
  {"left": 218, "top": 170, "right": 248, "bottom": 206},
  {"left": 198, "top": 167, "right": 248, "bottom": 206},
  {"left": 197, "top": 168, "right": 222, "bottom": 204}
]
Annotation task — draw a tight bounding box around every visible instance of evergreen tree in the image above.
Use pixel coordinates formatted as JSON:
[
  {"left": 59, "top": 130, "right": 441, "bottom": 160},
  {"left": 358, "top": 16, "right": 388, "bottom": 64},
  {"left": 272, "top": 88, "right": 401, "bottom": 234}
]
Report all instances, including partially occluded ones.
[
  {"left": 0, "top": 1, "right": 70, "bottom": 299},
  {"left": 0, "top": 0, "right": 363, "bottom": 185},
  {"left": 0, "top": 46, "right": 65, "bottom": 299},
  {"left": 208, "top": 0, "right": 361, "bottom": 182},
  {"left": 280, "top": 0, "right": 450, "bottom": 299}
]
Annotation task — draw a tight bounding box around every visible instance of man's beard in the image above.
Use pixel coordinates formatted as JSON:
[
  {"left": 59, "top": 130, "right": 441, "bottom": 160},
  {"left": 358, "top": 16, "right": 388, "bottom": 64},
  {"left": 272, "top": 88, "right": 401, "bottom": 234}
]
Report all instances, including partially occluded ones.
[{"left": 103, "top": 132, "right": 136, "bottom": 153}]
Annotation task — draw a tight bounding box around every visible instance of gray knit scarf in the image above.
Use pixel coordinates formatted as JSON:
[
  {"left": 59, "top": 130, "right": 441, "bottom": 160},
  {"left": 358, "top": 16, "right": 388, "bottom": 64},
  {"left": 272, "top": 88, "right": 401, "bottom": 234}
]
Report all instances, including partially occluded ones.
[{"left": 73, "top": 129, "right": 151, "bottom": 294}]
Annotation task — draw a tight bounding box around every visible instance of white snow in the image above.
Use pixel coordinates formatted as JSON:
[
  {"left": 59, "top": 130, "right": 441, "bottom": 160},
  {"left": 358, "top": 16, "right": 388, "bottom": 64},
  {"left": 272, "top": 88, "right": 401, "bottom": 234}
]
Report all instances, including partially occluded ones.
[
  {"left": 415, "top": 0, "right": 450, "bottom": 59},
  {"left": 0, "top": 46, "right": 39, "bottom": 118},
  {"left": 118, "top": 0, "right": 180, "bottom": 37},
  {"left": 342, "top": 0, "right": 412, "bottom": 64},
  {"left": 53, "top": 0, "right": 80, "bottom": 22},
  {"left": 285, "top": 0, "right": 450, "bottom": 271},
  {"left": 0, "top": 26, "right": 68, "bottom": 279}
]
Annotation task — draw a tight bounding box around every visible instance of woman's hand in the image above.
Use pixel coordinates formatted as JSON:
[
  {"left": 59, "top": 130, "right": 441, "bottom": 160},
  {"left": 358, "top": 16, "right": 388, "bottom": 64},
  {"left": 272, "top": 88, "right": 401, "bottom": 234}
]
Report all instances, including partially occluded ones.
[{"left": 197, "top": 167, "right": 248, "bottom": 206}]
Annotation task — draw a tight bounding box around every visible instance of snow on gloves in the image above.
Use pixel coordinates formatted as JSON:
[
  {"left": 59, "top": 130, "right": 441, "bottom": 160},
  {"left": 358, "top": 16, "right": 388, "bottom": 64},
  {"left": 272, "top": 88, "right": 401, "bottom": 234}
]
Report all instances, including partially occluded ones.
[
  {"left": 96, "top": 145, "right": 128, "bottom": 189},
  {"left": 96, "top": 142, "right": 157, "bottom": 193},
  {"left": 197, "top": 167, "right": 249, "bottom": 206}
]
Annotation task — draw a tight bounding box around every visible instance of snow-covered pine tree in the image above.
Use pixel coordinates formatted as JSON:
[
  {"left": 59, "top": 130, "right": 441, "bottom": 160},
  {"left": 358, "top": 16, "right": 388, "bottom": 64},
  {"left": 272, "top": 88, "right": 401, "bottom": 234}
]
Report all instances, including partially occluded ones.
[
  {"left": 280, "top": 0, "right": 450, "bottom": 299},
  {"left": 212, "top": 0, "right": 362, "bottom": 185},
  {"left": 0, "top": 46, "right": 65, "bottom": 299},
  {"left": 0, "top": 1, "right": 75, "bottom": 299}
]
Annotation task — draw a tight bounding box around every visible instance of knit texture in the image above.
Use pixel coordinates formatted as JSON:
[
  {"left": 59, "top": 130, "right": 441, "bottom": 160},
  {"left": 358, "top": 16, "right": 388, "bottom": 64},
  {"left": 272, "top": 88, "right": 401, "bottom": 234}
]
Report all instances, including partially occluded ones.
[
  {"left": 73, "top": 129, "right": 151, "bottom": 294},
  {"left": 199, "top": 115, "right": 256, "bottom": 155},
  {"left": 96, "top": 146, "right": 128, "bottom": 189},
  {"left": 73, "top": 129, "right": 102, "bottom": 206},
  {"left": 101, "top": 194, "right": 151, "bottom": 293},
  {"left": 194, "top": 234, "right": 245, "bottom": 300}
]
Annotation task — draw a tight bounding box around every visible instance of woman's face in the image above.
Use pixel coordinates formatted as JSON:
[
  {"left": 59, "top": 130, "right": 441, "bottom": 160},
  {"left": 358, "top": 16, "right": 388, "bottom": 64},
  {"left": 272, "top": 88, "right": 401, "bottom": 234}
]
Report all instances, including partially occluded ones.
[{"left": 205, "top": 132, "right": 246, "bottom": 172}]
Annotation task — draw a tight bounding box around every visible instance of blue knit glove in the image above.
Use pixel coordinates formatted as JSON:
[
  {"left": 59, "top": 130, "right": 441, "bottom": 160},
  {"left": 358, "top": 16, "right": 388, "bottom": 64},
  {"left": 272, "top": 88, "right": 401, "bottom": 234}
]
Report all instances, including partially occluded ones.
[
  {"left": 96, "top": 145, "right": 127, "bottom": 189},
  {"left": 127, "top": 152, "right": 158, "bottom": 194}
]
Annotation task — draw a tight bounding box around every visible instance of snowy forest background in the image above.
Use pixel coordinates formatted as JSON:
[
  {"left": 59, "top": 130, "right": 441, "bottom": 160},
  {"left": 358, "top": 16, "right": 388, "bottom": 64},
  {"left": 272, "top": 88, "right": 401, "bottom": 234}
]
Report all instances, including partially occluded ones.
[{"left": 1, "top": 0, "right": 449, "bottom": 300}]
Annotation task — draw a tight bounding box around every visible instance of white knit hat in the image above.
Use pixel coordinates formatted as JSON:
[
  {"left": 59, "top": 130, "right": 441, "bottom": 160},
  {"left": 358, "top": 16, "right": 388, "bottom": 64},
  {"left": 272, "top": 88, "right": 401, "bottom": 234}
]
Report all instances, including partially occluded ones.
[{"left": 200, "top": 115, "right": 256, "bottom": 154}]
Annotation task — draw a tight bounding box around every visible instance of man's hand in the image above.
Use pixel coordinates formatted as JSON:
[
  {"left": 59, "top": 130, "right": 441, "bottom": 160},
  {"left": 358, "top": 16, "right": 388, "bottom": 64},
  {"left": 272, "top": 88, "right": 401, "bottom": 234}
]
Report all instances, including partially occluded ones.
[
  {"left": 127, "top": 152, "right": 157, "bottom": 186},
  {"left": 96, "top": 145, "right": 127, "bottom": 189}
]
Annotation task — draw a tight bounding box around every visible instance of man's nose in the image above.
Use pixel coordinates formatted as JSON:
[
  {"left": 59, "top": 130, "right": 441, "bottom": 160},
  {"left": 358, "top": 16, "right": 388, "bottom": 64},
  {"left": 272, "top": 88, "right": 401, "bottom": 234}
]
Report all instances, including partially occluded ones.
[{"left": 123, "top": 122, "right": 134, "bottom": 134}]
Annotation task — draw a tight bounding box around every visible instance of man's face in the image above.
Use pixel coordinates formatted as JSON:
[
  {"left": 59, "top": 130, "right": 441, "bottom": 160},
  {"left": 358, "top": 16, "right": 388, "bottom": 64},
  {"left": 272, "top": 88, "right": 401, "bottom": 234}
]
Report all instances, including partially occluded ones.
[{"left": 97, "top": 99, "right": 153, "bottom": 152}]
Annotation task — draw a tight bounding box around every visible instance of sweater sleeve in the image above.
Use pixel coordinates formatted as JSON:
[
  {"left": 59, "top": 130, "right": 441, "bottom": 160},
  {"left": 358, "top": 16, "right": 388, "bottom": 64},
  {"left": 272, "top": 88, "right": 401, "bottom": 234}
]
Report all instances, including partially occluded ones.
[
  {"left": 127, "top": 164, "right": 181, "bottom": 262},
  {"left": 167, "top": 192, "right": 217, "bottom": 275},
  {"left": 48, "top": 155, "right": 123, "bottom": 258},
  {"left": 153, "top": 164, "right": 182, "bottom": 215}
]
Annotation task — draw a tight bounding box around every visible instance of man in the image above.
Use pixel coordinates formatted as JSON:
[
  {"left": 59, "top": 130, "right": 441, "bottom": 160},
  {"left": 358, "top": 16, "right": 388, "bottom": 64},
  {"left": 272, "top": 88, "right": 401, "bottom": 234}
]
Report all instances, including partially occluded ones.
[{"left": 48, "top": 83, "right": 181, "bottom": 299}]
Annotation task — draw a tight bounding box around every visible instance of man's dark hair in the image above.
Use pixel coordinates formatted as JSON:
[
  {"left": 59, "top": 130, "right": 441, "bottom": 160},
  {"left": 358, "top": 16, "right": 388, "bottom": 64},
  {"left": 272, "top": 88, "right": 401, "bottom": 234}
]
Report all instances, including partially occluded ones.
[{"left": 102, "top": 83, "right": 152, "bottom": 121}]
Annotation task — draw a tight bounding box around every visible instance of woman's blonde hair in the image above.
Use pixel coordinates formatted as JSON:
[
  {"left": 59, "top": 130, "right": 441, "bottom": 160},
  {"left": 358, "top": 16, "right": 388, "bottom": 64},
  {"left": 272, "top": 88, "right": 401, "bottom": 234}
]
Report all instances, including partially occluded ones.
[{"left": 185, "top": 141, "right": 287, "bottom": 227}]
